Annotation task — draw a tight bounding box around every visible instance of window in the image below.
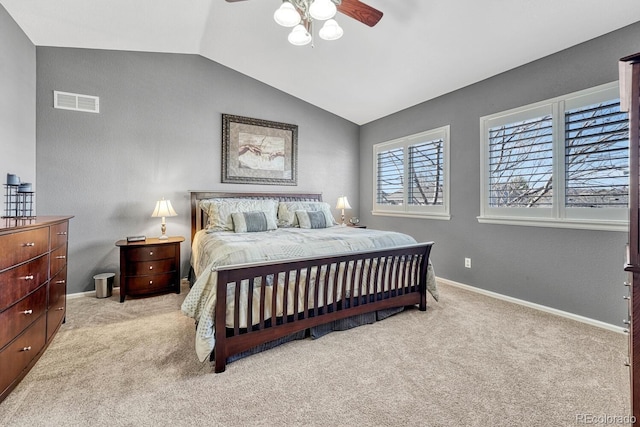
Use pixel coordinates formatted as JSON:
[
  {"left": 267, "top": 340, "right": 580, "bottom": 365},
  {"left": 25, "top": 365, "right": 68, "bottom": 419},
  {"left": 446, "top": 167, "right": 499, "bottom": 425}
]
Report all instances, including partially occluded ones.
[
  {"left": 373, "top": 126, "right": 450, "bottom": 220},
  {"left": 479, "top": 82, "right": 629, "bottom": 231}
]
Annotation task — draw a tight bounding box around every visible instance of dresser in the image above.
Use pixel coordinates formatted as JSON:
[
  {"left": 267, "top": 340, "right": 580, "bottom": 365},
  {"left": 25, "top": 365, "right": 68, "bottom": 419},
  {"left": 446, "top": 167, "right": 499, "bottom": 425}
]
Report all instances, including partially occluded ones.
[
  {"left": 0, "top": 216, "right": 72, "bottom": 403},
  {"left": 115, "top": 236, "right": 183, "bottom": 302}
]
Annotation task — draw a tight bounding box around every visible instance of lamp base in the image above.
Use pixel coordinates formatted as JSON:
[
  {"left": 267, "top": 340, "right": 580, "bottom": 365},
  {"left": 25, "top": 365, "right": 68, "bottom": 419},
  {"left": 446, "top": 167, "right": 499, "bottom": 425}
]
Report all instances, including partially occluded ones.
[{"left": 158, "top": 235, "right": 169, "bottom": 240}]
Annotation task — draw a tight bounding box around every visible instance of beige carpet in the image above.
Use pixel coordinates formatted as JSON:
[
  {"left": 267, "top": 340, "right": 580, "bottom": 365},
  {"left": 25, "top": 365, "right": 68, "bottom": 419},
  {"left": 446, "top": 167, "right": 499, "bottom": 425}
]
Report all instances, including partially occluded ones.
[{"left": 0, "top": 281, "right": 631, "bottom": 427}]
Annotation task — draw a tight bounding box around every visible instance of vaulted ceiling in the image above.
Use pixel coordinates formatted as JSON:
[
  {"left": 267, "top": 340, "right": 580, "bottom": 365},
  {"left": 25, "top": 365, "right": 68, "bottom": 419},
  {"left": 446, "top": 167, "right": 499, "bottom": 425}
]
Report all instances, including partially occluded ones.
[{"left": 2, "top": 0, "right": 640, "bottom": 124}]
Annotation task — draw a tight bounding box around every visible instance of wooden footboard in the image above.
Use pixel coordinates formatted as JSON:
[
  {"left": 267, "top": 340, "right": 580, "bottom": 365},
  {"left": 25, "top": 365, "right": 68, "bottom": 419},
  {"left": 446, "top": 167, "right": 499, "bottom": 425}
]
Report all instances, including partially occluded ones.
[{"left": 213, "top": 242, "right": 433, "bottom": 373}]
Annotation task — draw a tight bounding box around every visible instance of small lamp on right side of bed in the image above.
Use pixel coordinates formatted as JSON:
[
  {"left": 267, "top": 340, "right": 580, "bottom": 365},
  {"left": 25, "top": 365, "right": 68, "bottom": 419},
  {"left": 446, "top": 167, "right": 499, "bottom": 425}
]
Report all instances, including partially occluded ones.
[{"left": 335, "top": 196, "right": 352, "bottom": 226}]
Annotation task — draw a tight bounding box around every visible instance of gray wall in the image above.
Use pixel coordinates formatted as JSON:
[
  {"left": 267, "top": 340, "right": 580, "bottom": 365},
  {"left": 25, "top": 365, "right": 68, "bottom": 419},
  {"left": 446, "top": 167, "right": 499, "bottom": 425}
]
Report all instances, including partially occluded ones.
[
  {"left": 0, "top": 5, "right": 36, "bottom": 192},
  {"left": 35, "top": 48, "right": 359, "bottom": 294},
  {"left": 359, "top": 21, "right": 640, "bottom": 326}
]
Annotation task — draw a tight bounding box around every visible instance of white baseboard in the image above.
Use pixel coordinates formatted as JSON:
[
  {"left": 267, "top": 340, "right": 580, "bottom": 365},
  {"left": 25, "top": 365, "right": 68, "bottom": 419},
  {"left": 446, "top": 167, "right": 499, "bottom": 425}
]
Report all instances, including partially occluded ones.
[
  {"left": 67, "top": 287, "right": 121, "bottom": 300},
  {"left": 436, "top": 277, "right": 626, "bottom": 335}
]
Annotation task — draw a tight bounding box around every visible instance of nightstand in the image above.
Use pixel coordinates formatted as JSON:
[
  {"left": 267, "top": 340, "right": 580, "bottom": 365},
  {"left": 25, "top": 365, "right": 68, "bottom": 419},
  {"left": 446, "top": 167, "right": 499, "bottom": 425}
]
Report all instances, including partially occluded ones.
[
  {"left": 347, "top": 224, "right": 367, "bottom": 229},
  {"left": 115, "top": 236, "right": 184, "bottom": 302}
]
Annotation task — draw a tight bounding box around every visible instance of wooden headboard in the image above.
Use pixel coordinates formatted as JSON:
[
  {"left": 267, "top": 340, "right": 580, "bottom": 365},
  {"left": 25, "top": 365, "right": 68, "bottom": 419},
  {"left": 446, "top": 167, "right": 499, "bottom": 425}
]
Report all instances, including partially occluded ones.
[{"left": 189, "top": 191, "right": 323, "bottom": 241}]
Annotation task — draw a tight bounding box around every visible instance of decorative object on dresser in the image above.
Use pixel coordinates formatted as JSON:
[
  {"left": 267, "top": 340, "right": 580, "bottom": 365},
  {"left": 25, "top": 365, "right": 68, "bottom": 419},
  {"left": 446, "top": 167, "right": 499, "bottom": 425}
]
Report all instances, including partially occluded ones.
[
  {"left": 0, "top": 216, "right": 72, "bottom": 403},
  {"left": 115, "top": 236, "right": 184, "bottom": 303},
  {"left": 151, "top": 198, "right": 177, "bottom": 240},
  {"left": 3, "top": 173, "right": 35, "bottom": 220},
  {"left": 620, "top": 51, "right": 640, "bottom": 422},
  {"left": 222, "top": 114, "right": 298, "bottom": 186},
  {"left": 335, "top": 195, "right": 351, "bottom": 226}
]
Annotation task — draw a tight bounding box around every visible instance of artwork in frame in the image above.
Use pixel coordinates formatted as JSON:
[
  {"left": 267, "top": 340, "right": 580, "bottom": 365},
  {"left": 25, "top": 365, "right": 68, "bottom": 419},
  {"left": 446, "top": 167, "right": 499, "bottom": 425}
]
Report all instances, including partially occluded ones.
[{"left": 222, "top": 114, "right": 298, "bottom": 186}]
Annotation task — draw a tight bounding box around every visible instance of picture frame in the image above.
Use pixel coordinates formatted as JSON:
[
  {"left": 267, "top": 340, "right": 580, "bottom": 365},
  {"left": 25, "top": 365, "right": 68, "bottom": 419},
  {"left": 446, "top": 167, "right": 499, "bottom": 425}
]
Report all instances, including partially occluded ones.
[{"left": 222, "top": 114, "right": 298, "bottom": 186}]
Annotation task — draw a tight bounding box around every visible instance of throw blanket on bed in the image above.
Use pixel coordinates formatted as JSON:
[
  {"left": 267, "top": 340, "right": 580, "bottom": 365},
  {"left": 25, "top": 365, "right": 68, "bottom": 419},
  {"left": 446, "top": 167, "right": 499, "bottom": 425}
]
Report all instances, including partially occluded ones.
[{"left": 181, "top": 226, "right": 437, "bottom": 362}]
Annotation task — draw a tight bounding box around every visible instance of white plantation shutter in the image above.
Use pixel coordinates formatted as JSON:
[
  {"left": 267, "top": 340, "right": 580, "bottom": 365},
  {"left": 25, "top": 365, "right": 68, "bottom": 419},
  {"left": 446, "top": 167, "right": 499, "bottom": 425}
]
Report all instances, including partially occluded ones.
[{"left": 373, "top": 126, "right": 450, "bottom": 219}]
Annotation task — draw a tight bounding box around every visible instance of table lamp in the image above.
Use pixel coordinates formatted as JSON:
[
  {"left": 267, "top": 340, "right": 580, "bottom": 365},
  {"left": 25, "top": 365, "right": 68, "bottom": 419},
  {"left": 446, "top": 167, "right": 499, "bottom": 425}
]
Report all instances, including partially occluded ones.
[
  {"left": 151, "top": 198, "right": 177, "bottom": 239},
  {"left": 335, "top": 196, "right": 351, "bottom": 226}
]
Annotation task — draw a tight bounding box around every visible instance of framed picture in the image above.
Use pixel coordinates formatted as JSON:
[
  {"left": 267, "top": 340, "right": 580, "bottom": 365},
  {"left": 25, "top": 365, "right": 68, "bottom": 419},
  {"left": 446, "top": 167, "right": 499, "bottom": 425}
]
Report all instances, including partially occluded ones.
[{"left": 222, "top": 114, "right": 298, "bottom": 186}]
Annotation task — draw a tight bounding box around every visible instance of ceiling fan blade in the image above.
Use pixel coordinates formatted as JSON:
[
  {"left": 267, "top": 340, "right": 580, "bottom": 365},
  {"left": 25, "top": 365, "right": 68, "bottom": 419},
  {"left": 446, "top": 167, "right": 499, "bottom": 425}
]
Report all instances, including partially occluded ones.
[{"left": 337, "top": 0, "right": 383, "bottom": 27}]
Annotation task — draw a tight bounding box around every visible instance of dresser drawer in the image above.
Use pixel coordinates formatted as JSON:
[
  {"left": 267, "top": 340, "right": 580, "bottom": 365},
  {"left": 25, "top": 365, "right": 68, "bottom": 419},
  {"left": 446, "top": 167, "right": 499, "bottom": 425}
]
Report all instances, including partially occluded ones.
[
  {"left": 125, "top": 273, "right": 178, "bottom": 295},
  {"left": 50, "top": 222, "right": 69, "bottom": 251},
  {"left": 0, "top": 315, "right": 46, "bottom": 397},
  {"left": 50, "top": 244, "right": 68, "bottom": 278},
  {"left": 125, "top": 244, "right": 175, "bottom": 262},
  {"left": 125, "top": 258, "right": 176, "bottom": 276},
  {"left": 0, "top": 255, "right": 49, "bottom": 312},
  {"left": 0, "top": 228, "right": 49, "bottom": 271},
  {"left": 0, "top": 285, "right": 47, "bottom": 347}
]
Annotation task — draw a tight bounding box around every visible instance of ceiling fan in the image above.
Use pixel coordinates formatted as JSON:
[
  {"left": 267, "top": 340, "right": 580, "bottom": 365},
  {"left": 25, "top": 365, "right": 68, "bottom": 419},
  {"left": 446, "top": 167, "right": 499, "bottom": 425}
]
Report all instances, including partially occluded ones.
[{"left": 226, "top": 0, "right": 383, "bottom": 46}]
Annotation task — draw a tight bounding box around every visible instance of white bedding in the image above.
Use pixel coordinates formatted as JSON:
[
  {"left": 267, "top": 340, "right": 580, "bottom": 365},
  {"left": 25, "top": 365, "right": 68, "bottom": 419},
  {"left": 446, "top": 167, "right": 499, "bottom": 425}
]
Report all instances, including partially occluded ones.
[{"left": 181, "top": 226, "right": 437, "bottom": 362}]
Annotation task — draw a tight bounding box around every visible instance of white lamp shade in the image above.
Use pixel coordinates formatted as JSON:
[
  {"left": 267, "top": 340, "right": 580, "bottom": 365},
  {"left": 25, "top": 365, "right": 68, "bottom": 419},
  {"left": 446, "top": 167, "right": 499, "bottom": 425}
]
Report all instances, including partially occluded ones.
[
  {"left": 288, "top": 24, "right": 312, "bottom": 46},
  {"left": 151, "top": 199, "right": 177, "bottom": 218},
  {"left": 309, "top": 0, "right": 337, "bottom": 21},
  {"left": 274, "top": 2, "right": 301, "bottom": 27},
  {"left": 319, "top": 19, "right": 343, "bottom": 41},
  {"left": 336, "top": 196, "right": 352, "bottom": 210}
]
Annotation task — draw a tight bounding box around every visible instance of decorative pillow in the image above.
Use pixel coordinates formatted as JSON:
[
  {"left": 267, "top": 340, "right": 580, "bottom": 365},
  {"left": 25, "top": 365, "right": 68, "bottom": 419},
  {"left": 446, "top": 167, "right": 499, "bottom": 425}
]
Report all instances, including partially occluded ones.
[
  {"left": 231, "top": 211, "right": 277, "bottom": 233},
  {"left": 295, "top": 210, "right": 333, "bottom": 229},
  {"left": 278, "top": 201, "right": 337, "bottom": 227},
  {"left": 199, "top": 198, "right": 278, "bottom": 231}
]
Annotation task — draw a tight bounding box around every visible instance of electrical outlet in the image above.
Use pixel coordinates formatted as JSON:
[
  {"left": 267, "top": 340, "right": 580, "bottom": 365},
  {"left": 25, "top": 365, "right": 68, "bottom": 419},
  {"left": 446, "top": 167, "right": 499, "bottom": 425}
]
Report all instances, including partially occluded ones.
[{"left": 464, "top": 258, "right": 471, "bottom": 268}]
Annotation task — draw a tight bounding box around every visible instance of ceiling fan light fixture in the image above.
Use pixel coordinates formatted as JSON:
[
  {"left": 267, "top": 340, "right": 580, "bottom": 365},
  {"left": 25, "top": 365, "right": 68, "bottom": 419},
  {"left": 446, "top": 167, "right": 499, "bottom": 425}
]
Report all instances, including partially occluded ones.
[
  {"left": 309, "top": 0, "right": 337, "bottom": 21},
  {"left": 274, "top": 2, "right": 301, "bottom": 27},
  {"left": 318, "top": 19, "right": 343, "bottom": 41},
  {"left": 288, "top": 24, "right": 312, "bottom": 46}
]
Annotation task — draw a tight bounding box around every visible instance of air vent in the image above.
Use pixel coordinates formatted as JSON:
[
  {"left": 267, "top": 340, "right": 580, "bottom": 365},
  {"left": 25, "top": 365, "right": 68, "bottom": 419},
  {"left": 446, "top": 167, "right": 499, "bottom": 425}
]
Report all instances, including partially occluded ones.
[{"left": 54, "top": 91, "right": 99, "bottom": 113}]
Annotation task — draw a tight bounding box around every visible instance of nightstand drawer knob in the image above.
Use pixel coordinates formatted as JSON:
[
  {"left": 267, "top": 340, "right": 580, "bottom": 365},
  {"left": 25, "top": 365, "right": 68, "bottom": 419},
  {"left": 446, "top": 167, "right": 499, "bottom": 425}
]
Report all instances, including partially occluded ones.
[{"left": 22, "top": 309, "right": 33, "bottom": 315}]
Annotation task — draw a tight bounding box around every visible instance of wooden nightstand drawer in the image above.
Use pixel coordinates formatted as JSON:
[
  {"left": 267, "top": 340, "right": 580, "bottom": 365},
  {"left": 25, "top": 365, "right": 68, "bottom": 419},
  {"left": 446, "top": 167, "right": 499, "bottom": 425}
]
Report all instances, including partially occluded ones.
[
  {"left": 0, "top": 285, "right": 47, "bottom": 347},
  {"left": 124, "top": 258, "right": 176, "bottom": 276},
  {"left": 125, "top": 273, "right": 178, "bottom": 294},
  {"left": 126, "top": 244, "right": 176, "bottom": 262}
]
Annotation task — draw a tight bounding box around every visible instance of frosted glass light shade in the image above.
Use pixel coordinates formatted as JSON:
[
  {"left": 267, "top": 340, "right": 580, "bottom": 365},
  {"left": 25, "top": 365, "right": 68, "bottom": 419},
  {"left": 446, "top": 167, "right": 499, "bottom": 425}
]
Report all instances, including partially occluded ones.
[
  {"left": 309, "top": 0, "right": 336, "bottom": 21},
  {"left": 274, "top": 2, "right": 301, "bottom": 27},
  {"left": 319, "top": 19, "right": 343, "bottom": 41},
  {"left": 288, "top": 24, "right": 312, "bottom": 46}
]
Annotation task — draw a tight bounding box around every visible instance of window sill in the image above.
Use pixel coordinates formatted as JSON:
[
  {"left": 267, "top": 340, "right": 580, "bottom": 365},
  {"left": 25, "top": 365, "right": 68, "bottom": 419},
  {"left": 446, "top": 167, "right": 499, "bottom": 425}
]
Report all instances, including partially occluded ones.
[
  {"left": 372, "top": 211, "right": 451, "bottom": 221},
  {"left": 477, "top": 215, "right": 628, "bottom": 232}
]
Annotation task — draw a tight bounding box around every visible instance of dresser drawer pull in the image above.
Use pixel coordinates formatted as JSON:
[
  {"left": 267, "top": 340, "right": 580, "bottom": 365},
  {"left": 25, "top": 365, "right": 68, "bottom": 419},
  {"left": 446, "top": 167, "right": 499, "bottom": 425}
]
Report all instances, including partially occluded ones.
[
  {"left": 24, "top": 275, "right": 34, "bottom": 280},
  {"left": 149, "top": 280, "right": 153, "bottom": 285},
  {"left": 56, "top": 307, "right": 64, "bottom": 311},
  {"left": 56, "top": 280, "right": 66, "bottom": 284},
  {"left": 21, "top": 346, "right": 32, "bottom": 352},
  {"left": 149, "top": 266, "right": 153, "bottom": 270},
  {"left": 57, "top": 231, "right": 67, "bottom": 235},
  {"left": 149, "top": 251, "right": 154, "bottom": 256},
  {"left": 55, "top": 255, "right": 66, "bottom": 259},
  {"left": 21, "top": 309, "right": 33, "bottom": 315},
  {"left": 24, "top": 242, "right": 35, "bottom": 247}
]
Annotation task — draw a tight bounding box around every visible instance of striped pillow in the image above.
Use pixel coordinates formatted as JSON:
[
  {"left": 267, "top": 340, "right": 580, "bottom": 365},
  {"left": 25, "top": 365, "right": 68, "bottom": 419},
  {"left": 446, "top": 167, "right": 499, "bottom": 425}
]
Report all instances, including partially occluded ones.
[
  {"left": 295, "top": 210, "right": 332, "bottom": 229},
  {"left": 231, "top": 211, "right": 277, "bottom": 233}
]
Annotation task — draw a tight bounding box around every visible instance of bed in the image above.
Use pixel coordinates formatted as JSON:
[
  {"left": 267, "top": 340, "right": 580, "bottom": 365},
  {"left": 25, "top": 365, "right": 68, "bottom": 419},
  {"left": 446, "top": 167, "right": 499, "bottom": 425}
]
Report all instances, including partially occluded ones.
[{"left": 181, "top": 191, "right": 436, "bottom": 372}]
